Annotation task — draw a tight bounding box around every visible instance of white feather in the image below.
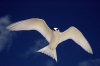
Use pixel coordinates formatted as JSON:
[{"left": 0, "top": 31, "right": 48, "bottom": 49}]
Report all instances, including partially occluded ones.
[
  {"left": 59, "top": 26, "right": 93, "bottom": 54},
  {"left": 7, "top": 18, "right": 93, "bottom": 62},
  {"left": 7, "top": 18, "right": 52, "bottom": 42},
  {"left": 37, "top": 46, "right": 57, "bottom": 62}
]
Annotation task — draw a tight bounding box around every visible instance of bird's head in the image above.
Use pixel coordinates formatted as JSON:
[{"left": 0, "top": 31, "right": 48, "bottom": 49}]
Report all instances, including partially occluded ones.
[{"left": 52, "top": 28, "right": 59, "bottom": 31}]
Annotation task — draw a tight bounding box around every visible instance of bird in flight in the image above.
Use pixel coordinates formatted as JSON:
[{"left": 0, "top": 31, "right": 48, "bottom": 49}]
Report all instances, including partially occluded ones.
[{"left": 7, "top": 18, "right": 93, "bottom": 62}]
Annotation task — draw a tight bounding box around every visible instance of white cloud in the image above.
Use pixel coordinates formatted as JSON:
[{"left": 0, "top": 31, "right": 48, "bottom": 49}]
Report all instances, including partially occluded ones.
[
  {"left": 20, "top": 38, "right": 48, "bottom": 59},
  {"left": 0, "top": 15, "right": 12, "bottom": 52},
  {"left": 45, "top": 60, "right": 55, "bottom": 66},
  {"left": 33, "top": 38, "right": 48, "bottom": 51},
  {"left": 78, "top": 59, "right": 100, "bottom": 66}
]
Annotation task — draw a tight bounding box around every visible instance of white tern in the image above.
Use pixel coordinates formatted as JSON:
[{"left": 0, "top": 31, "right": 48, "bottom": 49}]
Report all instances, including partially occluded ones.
[{"left": 7, "top": 18, "right": 93, "bottom": 62}]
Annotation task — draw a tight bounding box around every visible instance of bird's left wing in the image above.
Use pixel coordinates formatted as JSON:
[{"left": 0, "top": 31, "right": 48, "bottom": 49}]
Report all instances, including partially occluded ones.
[
  {"left": 59, "top": 26, "right": 93, "bottom": 54},
  {"left": 7, "top": 18, "right": 52, "bottom": 42}
]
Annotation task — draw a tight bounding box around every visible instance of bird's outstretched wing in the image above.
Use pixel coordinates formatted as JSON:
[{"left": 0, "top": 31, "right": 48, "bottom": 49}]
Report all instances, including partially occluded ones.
[
  {"left": 59, "top": 26, "right": 93, "bottom": 54},
  {"left": 7, "top": 18, "right": 52, "bottom": 42}
]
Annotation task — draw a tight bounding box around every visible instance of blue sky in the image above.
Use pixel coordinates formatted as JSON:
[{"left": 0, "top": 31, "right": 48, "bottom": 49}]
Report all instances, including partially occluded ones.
[{"left": 0, "top": 0, "right": 100, "bottom": 66}]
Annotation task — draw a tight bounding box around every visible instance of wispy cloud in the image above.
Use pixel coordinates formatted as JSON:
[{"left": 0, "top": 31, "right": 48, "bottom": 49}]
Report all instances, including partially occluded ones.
[
  {"left": 33, "top": 39, "right": 55, "bottom": 66},
  {"left": 33, "top": 38, "right": 48, "bottom": 51},
  {"left": 20, "top": 38, "right": 48, "bottom": 59},
  {"left": 45, "top": 60, "right": 55, "bottom": 66},
  {"left": 78, "top": 59, "right": 100, "bottom": 66},
  {"left": 0, "top": 15, "right": 12, "bottom": 52}
]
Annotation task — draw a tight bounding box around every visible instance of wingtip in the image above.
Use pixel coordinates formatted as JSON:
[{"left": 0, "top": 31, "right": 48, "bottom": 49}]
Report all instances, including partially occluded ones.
[
  {"left": 88, "top": 48, "right": 93, "bottom": 54},
  {"left": 89, "top": 50, "right": 93, "bottom": 54},
  {"left": 6, "top": 26, "right": 11, "bottom": 30},
  {"left": 6, "top": 25, "right": 13, "bottom": 31}
]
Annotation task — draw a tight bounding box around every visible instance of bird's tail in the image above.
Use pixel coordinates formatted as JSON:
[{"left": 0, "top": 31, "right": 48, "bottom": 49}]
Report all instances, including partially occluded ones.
[{"left": 37, "top": 45, "right": 57, "bottom": 62}]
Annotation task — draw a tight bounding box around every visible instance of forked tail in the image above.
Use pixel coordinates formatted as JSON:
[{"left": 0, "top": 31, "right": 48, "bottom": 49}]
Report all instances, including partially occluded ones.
[{"left": 37, "top": 45, "right": 57, "bottom": 62}]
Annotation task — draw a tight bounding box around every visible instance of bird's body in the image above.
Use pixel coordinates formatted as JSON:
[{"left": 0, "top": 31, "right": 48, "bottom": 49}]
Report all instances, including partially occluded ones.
[
  {"left": 49, "top": 28, "right": 60, "bottom": 50},
  {"left": 7, "top": 18, "right": 93, "bottom": 62}
]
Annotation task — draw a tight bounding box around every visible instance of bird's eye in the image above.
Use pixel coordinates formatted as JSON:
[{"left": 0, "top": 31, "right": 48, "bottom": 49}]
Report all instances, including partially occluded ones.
[
  {"left": 52, "top": 29, "right": 56, "bottom": 31},
  {"left": 56, "top": 29, "right": 58, "bottom": 31}
]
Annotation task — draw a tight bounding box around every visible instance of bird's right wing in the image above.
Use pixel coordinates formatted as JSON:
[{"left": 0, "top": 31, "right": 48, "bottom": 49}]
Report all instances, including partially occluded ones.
[
  {"left": 7, "top": 18, "right": 52, "bottom": 42},
  {"left": 59, "top": 26, "right": 93, "bottom": 54}
]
